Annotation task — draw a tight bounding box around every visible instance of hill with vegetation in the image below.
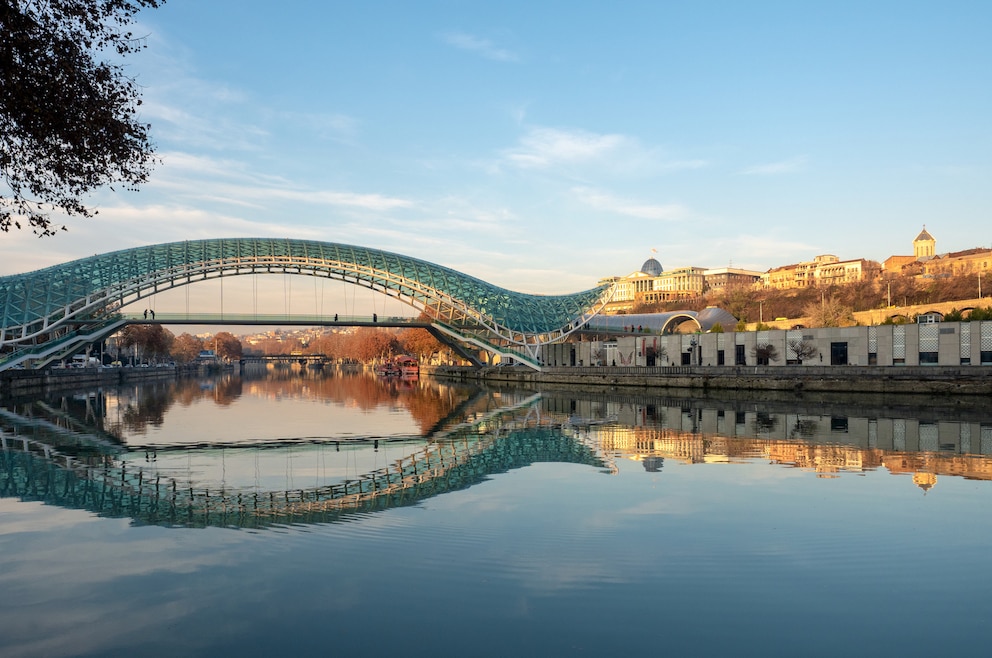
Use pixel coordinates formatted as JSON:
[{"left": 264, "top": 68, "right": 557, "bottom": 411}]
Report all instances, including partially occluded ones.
[{"left": 633, "top": 270, "right": 990, "bottom": 326}]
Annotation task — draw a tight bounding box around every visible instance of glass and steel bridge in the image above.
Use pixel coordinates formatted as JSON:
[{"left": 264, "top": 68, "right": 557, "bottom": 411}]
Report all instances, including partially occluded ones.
[{"left": 0, "top": 238, "right": 614, "bottom": 371}]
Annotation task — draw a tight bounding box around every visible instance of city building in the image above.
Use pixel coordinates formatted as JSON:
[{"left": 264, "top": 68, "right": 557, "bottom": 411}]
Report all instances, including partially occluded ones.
[
  {"left": 542, "top": 321, "right": 992, "bottom": 368},
  {"left": 914, "top": 226, "right": 936, "bottom": 259},
  {"left": 603, "top": 225, "right": 980, "bottom": 317},
  {"left": 884, "top": 226, "right": 936, "bottom": 273},
  {"left": 701, "top": 267, "right": 764, "bottom": 292},
  {"left": 763, "top": 254, "right": 878, "bottom": 289},
  {"left": 920, "top": 248, "right": 992, "bottom": 278},
  {"left": 601, "top": 257, "right": 740, "bottom": 314},
  {"left": 884, "top": 226, "right": 992, "bottom": 278}
]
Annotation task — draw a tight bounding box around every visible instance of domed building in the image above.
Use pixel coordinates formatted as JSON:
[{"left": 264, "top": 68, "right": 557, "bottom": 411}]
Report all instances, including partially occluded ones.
[
  {"left": 640, "top": 257, "right": 663, "bottom": 277},
  {"left": 599, "top": 253, "right": 762, "bottom": 314},
  {"left": 601, "top": 254, "right": 706, "bottom": 314}
]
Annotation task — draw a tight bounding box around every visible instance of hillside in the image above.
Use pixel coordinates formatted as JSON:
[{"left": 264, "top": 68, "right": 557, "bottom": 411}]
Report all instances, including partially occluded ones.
[{"left": 634, "top": 270, "right": 988, "bottom": 324}]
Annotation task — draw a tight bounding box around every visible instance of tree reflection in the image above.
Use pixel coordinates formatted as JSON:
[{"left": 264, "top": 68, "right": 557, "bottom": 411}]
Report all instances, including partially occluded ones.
[
  {"left": 112, "top": 385, "right": 173, "bottom": 435},
  {"left": 97, "top": 371, "right": 472, "bottom": 436}
]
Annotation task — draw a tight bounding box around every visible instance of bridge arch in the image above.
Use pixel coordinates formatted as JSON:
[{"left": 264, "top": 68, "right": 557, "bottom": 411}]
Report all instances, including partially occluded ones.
[{"left": 0, "top": 238, "right": 613, "bottom": 369}]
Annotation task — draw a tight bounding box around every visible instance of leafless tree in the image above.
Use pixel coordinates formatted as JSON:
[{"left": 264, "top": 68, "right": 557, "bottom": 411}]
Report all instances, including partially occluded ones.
[
  {"left": 750, "top": 343, "right": 779, "bottom": 365},
  {"left": 788, "top": 339, "right": 818, "bottom": 364}
]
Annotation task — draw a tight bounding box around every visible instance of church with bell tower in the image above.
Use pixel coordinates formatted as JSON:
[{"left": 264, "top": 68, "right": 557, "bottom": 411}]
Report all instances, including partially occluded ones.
[{"left": 913, "top": 226, "right": 936, "bottom": 260}]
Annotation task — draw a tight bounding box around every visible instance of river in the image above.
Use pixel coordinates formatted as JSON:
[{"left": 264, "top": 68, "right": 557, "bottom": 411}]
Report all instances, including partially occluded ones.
[{"left": 2, "top": 368, "right": 991, "bottom": 656}]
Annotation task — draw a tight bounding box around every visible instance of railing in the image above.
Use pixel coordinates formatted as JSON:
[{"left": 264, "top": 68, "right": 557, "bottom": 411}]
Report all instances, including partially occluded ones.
[
  {"left": 0, "top": 318, "right": 127, "bottom": 371},
  {"left": 431, "top": 321, "right": 544, "bottom": 371},
  {"left": 117, "top": 312, "right": 427, "bottom": 325}
]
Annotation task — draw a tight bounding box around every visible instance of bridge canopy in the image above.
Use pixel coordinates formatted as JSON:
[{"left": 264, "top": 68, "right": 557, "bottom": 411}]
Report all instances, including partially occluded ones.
[{"left": 0, "top": 238, "right": 613, "bottom": 366}]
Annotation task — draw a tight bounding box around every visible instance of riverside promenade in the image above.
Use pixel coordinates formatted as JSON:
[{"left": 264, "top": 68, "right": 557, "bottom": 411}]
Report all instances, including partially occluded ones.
[{"left": 427, "top": 364, "right": 992, "bottom": 397}]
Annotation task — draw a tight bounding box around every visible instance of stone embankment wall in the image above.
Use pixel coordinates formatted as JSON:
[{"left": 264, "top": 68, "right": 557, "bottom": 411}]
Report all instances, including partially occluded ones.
[
  {"left": 427, "top": 364, "right": 992, "bottom": 396},
  {"left": 1, "top": 367, "right": 178, "bottom": 397}
]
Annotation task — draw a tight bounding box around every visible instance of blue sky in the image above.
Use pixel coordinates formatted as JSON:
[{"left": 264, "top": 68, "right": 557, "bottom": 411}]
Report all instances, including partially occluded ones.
[{"left": 2, "top": 0, "right": 990, "bottom": 311}]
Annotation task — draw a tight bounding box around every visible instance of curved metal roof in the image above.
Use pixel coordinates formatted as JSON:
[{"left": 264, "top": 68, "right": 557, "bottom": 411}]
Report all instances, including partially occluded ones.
[
  {"left": 0, "top": 238, "right": 611, "bottom": 347},
  {"left": 584, "top": 307, "right": 737, "bottom": 334}
]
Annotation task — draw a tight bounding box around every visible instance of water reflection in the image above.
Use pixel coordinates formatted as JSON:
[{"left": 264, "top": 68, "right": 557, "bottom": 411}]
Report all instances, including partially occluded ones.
[
  {"left": 3, "top": 369, "right": 484, "bottom": 445},
  {"left": 3, "top": 372, "right": 992, "bottom": 530},
  {"left": 544, "top": 389, "right": 992, "bottom": 488}
]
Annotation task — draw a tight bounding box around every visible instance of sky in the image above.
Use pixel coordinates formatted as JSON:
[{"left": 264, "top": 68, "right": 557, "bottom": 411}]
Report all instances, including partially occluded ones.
[{"left": 1, "top": 0, "right": 990, "bottom": 316}]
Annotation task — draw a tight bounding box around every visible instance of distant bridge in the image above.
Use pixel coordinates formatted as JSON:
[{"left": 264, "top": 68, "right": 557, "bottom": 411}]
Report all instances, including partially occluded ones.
[{"left": 0, "top": 238, "right": 615, "bottom": 372}]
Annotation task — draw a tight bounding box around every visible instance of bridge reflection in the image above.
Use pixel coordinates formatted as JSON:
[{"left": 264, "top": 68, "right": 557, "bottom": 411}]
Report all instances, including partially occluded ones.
[{"left": 0, "top": 396, "right": 608, "bottom": 528}]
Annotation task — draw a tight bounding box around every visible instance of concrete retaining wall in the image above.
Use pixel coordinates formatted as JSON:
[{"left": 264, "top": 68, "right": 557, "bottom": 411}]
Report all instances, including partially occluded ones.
[
  {"left": 427, "top": 364, "right": 992, "bottom": 396},
  {"left": 0, "top": 367, "right": 179, "bottom": 397}
]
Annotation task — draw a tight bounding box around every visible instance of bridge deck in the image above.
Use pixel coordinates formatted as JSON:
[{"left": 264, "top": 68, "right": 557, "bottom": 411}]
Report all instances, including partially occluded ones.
[{"left": 111, "top": 312, "right": 430, "bottom": 327}]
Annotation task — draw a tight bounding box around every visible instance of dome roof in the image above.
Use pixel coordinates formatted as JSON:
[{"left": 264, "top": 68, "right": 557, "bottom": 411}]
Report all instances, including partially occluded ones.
[{"left": 640, "top": 257, "right": 663, "bottom": 276}]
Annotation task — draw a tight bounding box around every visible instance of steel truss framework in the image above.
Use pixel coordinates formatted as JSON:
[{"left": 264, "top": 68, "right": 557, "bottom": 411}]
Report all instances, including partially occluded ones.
[{"left": 0, "top": 238, "right": 613, "bottom": 368}]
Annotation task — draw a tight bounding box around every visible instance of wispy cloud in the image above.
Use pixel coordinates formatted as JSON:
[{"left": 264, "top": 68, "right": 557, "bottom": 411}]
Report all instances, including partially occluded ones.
[
  {"left": 274, "top": 111, "right": 361, "bottom": 143},
  {"left": 660, "top": 158, "right": 709, "bottom": 172},
  {"left": 142, "top": 98, "right": 269, "bottom": 152},
  {"left": 504, "top": 127, "right": 627, "bottom": 169},
  {"left": 572, "top": 186, "right": 689, "bottom": 221},
  {"left": 442, "top": 31, "right": 519, "bottom": 62},
  {"left": 148, "top": 152, "right": 414, "bottom": 212},
  {"left": 499, "top": 126, "right": 708, "bottom": 177},
  {"left": 261, "top": 188, "right": 414, "bottom": 211},
  {"left": 739, "top": 155, "right": 808, "bottom": 175}
]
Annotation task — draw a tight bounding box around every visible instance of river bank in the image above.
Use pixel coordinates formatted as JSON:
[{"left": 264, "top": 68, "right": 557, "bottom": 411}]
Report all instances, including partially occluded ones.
[
  {"left": 0, "top": 364, "right": 211, "bottom": 397},
  {"left": 426, "top": 364, "right": 992, "bottom": 397}
]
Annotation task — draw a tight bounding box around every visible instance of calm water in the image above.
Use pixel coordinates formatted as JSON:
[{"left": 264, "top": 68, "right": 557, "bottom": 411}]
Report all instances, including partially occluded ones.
[{"left": 2, "top": 368, "right": 992, "bottom": 656}]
